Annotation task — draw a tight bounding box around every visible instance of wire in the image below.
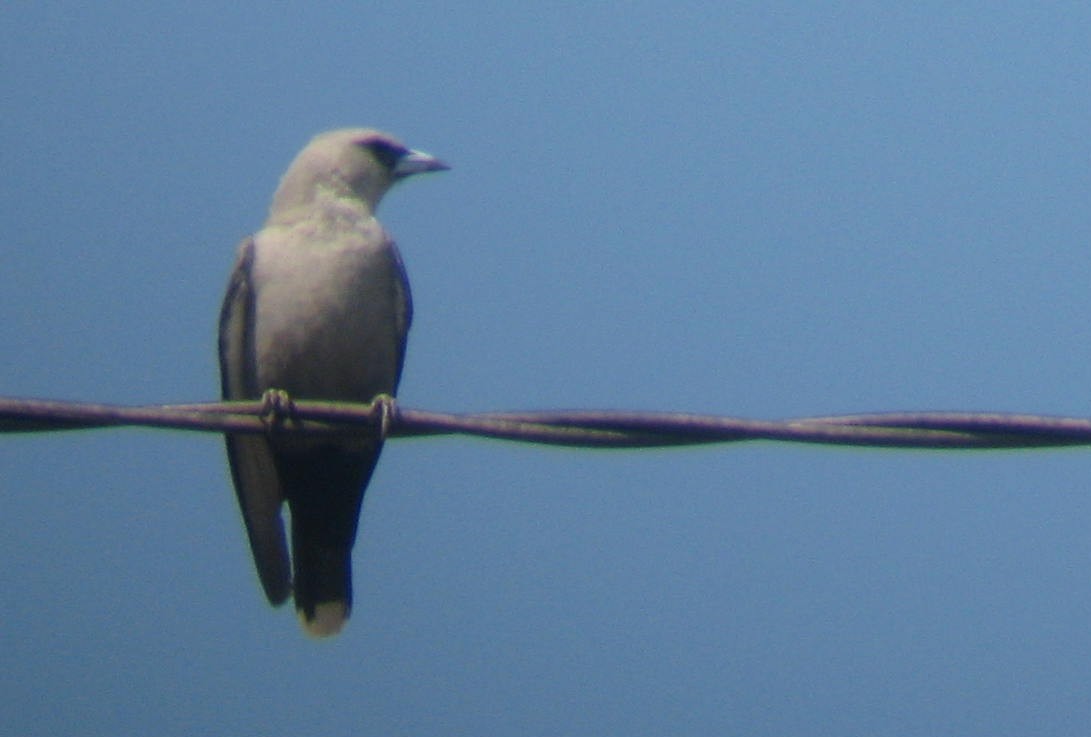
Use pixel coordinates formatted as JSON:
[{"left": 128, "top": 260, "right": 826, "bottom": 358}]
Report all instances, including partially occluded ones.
[{"left": 2, "top": 395, "right": 1089, "bottom": 451}]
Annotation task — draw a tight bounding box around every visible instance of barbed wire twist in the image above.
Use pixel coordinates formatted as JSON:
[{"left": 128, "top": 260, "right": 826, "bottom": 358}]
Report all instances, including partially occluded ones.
[{"left": 2, "top": 395, "right": 1090, "bottom": 451}]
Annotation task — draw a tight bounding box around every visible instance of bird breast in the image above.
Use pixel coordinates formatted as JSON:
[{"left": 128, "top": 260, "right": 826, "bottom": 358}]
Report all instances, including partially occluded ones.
[{"left": 249, "top": 219, "right": 406, "bottom": 402}]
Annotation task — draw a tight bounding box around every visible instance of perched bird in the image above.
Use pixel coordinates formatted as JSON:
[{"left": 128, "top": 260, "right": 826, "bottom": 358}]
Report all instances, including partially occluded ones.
[{"left": 218, "top": 128, "right": 448, "bottom": 636}]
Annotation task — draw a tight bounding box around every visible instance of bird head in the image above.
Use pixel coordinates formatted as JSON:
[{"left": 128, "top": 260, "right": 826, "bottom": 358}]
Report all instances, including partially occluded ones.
[{"left": 270, "top": 128, "right": 449, "bottom": 218}]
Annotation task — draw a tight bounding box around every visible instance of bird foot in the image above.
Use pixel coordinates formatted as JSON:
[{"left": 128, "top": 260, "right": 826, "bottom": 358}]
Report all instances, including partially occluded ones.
[
  {"left": 259, "top": 388, "right": 297, "bottom": 431},
  {"left": 369, "top": 393, "right": 397, "bottom": 440}
]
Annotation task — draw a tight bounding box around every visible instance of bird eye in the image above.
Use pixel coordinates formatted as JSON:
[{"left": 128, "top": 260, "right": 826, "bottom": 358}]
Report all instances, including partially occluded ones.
[{"left": 361, "top": 140, "right": 406, "bottom": 171}]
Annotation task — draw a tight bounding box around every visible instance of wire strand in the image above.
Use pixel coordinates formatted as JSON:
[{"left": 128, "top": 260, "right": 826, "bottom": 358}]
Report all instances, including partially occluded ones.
[{"left": 2, "top": 395, "right": 1089, "bottom": 451}]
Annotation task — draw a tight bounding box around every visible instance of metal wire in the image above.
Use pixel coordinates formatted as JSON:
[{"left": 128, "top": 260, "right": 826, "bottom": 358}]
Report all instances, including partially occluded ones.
[{"left": 2, "top": 395, "right": 1089, "bottom": 451}]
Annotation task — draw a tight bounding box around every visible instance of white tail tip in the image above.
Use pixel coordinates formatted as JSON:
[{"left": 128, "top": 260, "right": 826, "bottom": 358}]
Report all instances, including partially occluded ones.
[{"left": 299, "top": 601, "right": 349, "bottom": 638}]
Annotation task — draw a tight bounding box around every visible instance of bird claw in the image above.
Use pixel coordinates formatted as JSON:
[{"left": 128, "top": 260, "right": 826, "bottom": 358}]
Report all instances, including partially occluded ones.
[
  {"left": 259, "top": 388, "right": 296, "bottom": 431},
  {"left": 370, "top": 393, "right": 396, "bottom": 441}
]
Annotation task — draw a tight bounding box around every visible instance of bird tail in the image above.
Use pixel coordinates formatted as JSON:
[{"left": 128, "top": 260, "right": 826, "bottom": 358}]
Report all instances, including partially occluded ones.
[{"left": 275, "top": 442, "right": 381, "bottom": 637}]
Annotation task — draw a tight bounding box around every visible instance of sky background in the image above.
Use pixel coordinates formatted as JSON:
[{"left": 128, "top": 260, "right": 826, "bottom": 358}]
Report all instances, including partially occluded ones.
[{"left": 4, "top": 3, "right": 1091, "bottom": 735}]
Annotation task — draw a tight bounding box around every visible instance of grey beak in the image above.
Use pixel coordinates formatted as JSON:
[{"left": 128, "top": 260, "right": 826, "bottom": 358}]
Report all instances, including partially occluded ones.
[{"left": 392, "top": 148, "right": 450, "bottom": 177}]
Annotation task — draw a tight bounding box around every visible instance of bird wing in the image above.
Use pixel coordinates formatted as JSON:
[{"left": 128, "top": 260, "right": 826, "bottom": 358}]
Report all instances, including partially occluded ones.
[
  {"left": 218, "top": 237, "right": 291, "bottom": 605},
  {"left": 389, "top": 236, "right": 413, "bottom": 387}
]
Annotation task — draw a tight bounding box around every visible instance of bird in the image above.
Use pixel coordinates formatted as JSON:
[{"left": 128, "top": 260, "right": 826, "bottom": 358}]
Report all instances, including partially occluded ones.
[{"left": 218, "top": 128, "right": 448, "bottom": 636}]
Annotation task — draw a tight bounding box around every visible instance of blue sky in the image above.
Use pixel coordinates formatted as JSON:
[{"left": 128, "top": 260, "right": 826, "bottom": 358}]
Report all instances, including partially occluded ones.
[{"left": 4, "top": 3, "right": 1091, "bottom": 735}]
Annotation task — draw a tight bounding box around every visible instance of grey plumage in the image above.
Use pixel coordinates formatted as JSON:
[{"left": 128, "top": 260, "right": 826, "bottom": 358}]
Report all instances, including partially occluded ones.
[{"left": 219, "top": 128, "right": 447, "bottom": 636}]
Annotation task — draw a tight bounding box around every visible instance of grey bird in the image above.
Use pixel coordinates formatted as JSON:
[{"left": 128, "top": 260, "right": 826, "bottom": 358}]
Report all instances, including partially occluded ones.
[{"left": 218, "top": 128, "right": 448, "bottom": 636}]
